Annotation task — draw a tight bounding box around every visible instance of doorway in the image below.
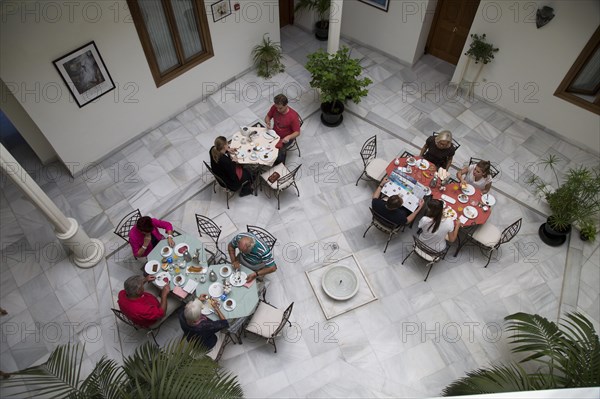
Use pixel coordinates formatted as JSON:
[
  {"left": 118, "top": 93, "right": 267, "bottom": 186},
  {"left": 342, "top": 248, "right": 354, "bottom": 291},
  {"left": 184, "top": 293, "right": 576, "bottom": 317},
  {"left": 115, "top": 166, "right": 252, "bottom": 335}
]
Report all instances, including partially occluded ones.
[
  {"left": 279, "top": 0, "right": 294, "bottom": 28},
  {"left": 425, "top": 0, "right": 481, "bottom": 65}
]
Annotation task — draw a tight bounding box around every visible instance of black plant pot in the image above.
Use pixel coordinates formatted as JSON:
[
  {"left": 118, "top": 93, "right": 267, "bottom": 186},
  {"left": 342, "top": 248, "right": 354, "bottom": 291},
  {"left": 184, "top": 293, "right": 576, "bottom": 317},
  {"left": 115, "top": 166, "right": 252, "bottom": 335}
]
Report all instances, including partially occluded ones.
[
  {"left": 320, "top": 102, "right": 344, "bottom": 127},
  {"left": 538, "top": 217, "right": 571, "bottom": 246},
  {"left": 580, "top": 231, "right": 590, "bottom": 241},
  {"left": 315, "top": 21, "right": 329, "bottom": 41}
]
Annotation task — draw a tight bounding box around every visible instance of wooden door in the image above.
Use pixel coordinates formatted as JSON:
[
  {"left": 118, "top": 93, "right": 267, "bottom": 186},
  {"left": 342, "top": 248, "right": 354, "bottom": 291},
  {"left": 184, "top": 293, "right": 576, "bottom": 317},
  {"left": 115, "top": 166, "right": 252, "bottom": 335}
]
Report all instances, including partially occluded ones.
[
  {"left": 426, "top": 0, "right": 480, "bottom": 65},
  {"left": 279, "top": 0, "right": 294, "bottom": 28}
]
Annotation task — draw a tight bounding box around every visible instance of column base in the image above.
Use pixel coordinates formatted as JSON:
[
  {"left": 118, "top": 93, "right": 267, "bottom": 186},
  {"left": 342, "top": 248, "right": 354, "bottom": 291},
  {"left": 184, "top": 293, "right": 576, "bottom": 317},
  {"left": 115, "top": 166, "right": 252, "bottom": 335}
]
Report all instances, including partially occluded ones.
[{"left": 56, "top": 218, "right": 105, "bottom": 268}]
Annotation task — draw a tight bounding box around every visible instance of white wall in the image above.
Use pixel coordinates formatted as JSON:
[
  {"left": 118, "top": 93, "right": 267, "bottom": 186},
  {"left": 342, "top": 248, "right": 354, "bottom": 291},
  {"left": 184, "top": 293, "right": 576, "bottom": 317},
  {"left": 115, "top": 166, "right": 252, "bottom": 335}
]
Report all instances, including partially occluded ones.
[
  {"left": 0, "top": 0, "right": 280, "bottom": 174},
  {"left": 451, "top": 0, "right": 600, "bottom": 151}
]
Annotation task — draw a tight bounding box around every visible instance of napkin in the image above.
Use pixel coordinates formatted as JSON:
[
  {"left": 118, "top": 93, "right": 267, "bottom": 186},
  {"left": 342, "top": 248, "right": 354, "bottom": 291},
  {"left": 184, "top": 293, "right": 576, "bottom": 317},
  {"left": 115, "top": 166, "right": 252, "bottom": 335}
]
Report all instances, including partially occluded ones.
[
  {"left": 183, "top": 279, "right": 198, "bottom": 294},
  {"left": 441, "top": 194, "right": 456, "bottom": 204},
  {"left": 459, "top": 216, "right": 469, "bottom": 225},
  {"left": 243, "top": 279, "right": 256, "bottom": 288},
  {"left": 173, "top": 286, "right": 189, "bottom": 299}
]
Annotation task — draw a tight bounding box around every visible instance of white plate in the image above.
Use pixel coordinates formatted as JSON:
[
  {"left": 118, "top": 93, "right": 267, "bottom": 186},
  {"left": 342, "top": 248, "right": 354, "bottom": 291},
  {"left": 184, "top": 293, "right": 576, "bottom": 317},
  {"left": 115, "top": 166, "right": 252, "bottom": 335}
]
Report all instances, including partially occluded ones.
[
  {"left": 159, "top": 246, "right": 172, "bottom": 257},
  {"left": 220, "top": 265, "right": 232, "bottom": 277},
  {"left": 144, "top": 260, "right": 160, "bottom": 275},
  {"left": 173, "top": 274, "right": 186, "bottom": 286},
  {"left": 481, "top": 193, "right": 496, "bottom": 206},
  {"left": 417, "top": 159, "right": 430, "bottom": 170},
  {"left": 155, "top": 272, "right": 170, "bottom": 288},
  {"left": 201, "top": 306, "right": 213, "bottom": 315},
  {"left": 443, "top": 207, "right": 458, "bottom": 220},
  {"left": 463, "top": 205, "right": 479, "bottom": 219},
  {"left": 174, "top": 243, "right": 190, "bottom": 256},
  {"left": 461, "top": 184, "right": 476, "bottom": 196},
  {"left": 229, "top": 271, "right": 248, "bottom": 287},
  {"left": 457, "top": 194, "right": 469, "bottom": 203},
  {"left": 208, "top": 282, "right": 224, "bottom": 297},
  {"left": 250, "top": 153, "right": 258, "bottom": 161},
  {"left": 406, "top": 157, "right": 417, "bottom": 166},
  {"left": 223, "top": 298, "right": 237, "bottom": 312}
]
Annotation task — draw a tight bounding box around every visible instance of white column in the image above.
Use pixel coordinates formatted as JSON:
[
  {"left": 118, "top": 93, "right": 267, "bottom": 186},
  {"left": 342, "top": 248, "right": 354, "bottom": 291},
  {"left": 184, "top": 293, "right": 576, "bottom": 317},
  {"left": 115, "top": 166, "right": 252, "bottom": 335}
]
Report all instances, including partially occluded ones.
[
  {"left": 0, "top": 144, "right": 105, "bottom": 268},
  {"left": 327, "top": 0, "right": 344, "bottom": 54}
]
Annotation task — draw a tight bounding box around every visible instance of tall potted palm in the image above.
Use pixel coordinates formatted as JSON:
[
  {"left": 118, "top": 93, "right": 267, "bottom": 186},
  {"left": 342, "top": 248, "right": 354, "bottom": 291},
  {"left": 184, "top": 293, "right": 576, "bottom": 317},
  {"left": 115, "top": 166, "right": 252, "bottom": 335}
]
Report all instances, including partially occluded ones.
[
  {"left": 294, "top": 0, "right": 331, "bottom": 41},
  {"left": 305, "top": 46, "right": 372, "bottom": 127},
  {"left": 0, "top": 340, "right": 243, "bottom": 398}
]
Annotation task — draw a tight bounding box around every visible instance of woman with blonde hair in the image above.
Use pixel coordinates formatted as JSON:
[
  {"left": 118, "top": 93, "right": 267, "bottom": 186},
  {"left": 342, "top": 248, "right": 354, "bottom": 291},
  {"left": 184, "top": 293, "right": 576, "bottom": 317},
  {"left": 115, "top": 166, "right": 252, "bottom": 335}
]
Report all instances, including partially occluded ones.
[
  {"left": 209, "top": 136, "right": 253, "bottom": 197},
  {"left": 419, "top": 130, "right": 456, "bottom": 169},
  {"left": 457, "top": 159, "right": 494, "bottom": 194}
]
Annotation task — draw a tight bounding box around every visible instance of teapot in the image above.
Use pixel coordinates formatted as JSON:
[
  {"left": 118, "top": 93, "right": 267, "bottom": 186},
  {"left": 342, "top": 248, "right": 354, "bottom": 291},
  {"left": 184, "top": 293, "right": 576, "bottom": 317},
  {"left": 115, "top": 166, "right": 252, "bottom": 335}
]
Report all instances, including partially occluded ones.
[{"left": 209, "top": 269, "right": 218, "bottom": 282}]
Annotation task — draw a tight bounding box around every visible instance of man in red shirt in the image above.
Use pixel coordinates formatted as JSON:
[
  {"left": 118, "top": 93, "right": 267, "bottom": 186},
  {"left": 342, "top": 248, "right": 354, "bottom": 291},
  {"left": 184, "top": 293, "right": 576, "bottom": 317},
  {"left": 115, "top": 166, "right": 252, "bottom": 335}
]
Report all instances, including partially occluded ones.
[
  {"left": 118, "top": 275, "right": 170, "bottom": 328},
  {"left": 265, "top": 94, "right": 301, "bottom": 164}
]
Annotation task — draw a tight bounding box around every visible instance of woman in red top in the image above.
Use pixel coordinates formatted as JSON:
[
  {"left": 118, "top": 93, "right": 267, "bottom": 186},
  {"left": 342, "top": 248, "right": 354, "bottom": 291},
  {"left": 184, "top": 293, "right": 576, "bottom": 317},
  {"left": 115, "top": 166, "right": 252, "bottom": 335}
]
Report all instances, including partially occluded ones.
[{"left": 265, "top": 94, "right": 301, "bottom": 164}]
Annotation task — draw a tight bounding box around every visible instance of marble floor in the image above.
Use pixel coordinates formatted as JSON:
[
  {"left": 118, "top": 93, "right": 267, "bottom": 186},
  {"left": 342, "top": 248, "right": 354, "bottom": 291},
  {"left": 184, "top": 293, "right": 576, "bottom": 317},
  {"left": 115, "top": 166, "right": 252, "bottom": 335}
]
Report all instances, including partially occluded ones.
[{"left": 1, "top": 25, "right": 599, "bottom": 397}]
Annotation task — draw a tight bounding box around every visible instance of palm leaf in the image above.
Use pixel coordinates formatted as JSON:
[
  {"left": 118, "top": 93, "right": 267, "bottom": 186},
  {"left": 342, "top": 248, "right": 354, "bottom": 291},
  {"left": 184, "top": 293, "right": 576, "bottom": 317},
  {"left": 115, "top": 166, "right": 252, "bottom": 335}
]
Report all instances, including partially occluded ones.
[
  {"left": 557, "top": 312, "right": 600, "bottom": 387},
  {"left": 442, "top": 363, "right": 540, "bottom": 396},
  {"left": 79, "top": 356, "right": 128, "bottom": 399}
]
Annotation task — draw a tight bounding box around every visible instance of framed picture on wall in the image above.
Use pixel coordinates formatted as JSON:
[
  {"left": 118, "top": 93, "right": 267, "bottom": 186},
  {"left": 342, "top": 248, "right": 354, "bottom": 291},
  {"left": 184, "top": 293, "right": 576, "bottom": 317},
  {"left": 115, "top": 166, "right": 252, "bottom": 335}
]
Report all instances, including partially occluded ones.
[
  {"left": 211, "top": 0, "right": 232, "bottom": 22},
  {"left": 53, "top": 41, "right": 115, "bottom": 108},
  {"left": 359, "top": 0, "right": 390, "bottom": 12}
]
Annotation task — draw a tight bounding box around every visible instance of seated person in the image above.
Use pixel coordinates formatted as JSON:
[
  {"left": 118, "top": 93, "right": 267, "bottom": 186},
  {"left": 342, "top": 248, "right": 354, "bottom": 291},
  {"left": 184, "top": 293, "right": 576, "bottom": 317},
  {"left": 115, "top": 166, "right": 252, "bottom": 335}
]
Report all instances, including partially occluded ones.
[
  {"left": 228, "top": 232, "right": 277, "bottom": 283},
  {"left": 372, "top": 177, "right": 424, "bottom": 226},
  {"left": 210, "top": 136, "right": 253, "bottom": 197},
  {"left": 457, "top": 160, "right": 493, "bottom": 194},
  {"left": 265, "top": 94, "right": 301, "bottom": 165},
  {"left": 118, "top": 275, "right": 170, "bottom": 328},
  {"left": 417, "top": 199, "right": 461, "bottom": 252},
  {"left": 129, "top": 216, "right": 175, "bottom": 258},
  {"left": 419, "top": 130, "right": 456, "bottom": 170},
  {"left": 179, "top": 297, "right": 229, "bottom": 350}
]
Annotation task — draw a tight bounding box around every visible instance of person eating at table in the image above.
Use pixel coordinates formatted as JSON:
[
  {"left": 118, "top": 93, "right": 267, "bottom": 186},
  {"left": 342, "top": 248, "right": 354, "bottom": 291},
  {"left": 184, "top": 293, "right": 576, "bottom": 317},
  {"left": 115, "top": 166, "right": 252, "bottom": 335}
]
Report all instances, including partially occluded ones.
[
  {"left": 265, "top": 94, "right": 301, "bottom": 165},
  {"left": 456, "top": 159, "right": 493, "bottom": 194},
  {"left": 373, "top": 177, "right": 424, "bottom": 226},
  {"left": 179, "top": 297, "right": 229, "bottom": 350},
  {"left": 118, "top": 275, "right": 170, "bottom": 328},
  {"left": 228, "top": 232, "right": 277, "bottom": 283},
  {"left": 419, "top": 130, "right": 456, "bottom": 170},
  {"left": 129, "top": 216, "right": 175, "bottom": 258},
  {"left": 210, "top": 136, "right": 254, "bottom": 197},
  {"left": 417, "top": 199, "right": 461, "bottom": 251}
]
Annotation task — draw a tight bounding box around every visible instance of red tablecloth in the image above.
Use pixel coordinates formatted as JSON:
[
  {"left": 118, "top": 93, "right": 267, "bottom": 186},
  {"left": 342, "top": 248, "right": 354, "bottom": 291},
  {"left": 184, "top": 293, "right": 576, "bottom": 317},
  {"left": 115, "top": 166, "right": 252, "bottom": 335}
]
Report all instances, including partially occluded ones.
[{"left": 386, "top": 157, "right": 491, "bottom": 226}]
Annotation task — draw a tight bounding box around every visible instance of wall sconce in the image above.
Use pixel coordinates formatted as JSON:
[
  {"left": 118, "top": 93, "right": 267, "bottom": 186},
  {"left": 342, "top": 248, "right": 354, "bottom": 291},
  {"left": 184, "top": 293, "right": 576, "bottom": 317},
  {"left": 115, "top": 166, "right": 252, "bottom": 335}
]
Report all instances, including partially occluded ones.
[{"left": 536, "top": 6, "right": 555, "bottom": 28}]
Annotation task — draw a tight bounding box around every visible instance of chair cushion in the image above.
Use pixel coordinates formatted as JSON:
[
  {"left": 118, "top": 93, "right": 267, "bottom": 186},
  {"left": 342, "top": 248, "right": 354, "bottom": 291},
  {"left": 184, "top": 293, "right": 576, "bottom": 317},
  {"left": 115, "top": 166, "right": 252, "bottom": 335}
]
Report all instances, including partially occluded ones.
[
  {"left": 206, "top": 331, "right": 226, "bottom": 360},
  {"left": 472, "top": 223, "right": 502, "bottom": 247},
  {"left": 414, "top": 246, "right": 436, "bottom": 262},
  {"left": 365, "top": 158, "right": 388, "bottom": 181},
  {"left": 261, "top": 163, "right": 291, "bottom": 190},
  {"left": 246, "top": 301, "right": 284, "bottom": 338}
]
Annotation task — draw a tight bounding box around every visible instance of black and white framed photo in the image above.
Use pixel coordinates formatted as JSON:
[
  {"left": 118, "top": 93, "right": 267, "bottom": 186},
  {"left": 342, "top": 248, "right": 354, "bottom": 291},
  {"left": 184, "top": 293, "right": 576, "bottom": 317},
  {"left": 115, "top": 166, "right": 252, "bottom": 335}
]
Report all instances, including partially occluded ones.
[
  {"left": 359, "top": 0, "right": 390, "bottom": 12},
  {"left": 53, "top": 41, "right": 115, "bottom": 108},
  {"left": 211, "top": 0, "right": 232, "bottom": 22}
]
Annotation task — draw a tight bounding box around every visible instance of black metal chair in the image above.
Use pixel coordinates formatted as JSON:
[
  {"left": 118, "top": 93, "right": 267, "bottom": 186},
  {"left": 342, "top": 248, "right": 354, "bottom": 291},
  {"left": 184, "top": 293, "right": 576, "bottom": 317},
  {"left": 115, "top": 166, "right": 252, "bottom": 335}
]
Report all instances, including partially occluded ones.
[
  {"left": 204, "top": 161, "right": 250, "bottom": 209},
  {"left": 186, "top": 332, "right": 232, "bottom": 363},
  {"left": 259, "top": 164, "right": 301, "bottom": 210},
  {"left": 195, "top": 214, "right": 227, "bottom": 264},
  {"left": 363, "top": 208, "right": 405, "bottom": 253},
  {"left": 454, "top": 218, "right": 522, "bottom": 267},
  {"left": 400, "top": 150, "right": 415, "bottom": 158},
  {"left": 285, "top": 114, "right": 303, "bottom": 157},
  {"left": 247, "top": 225, "right": 277, "bottom": 250},
  {"left": 402, "top": 235, "right": 450, "bottom": 281},
  {"left": 356, "top": 135, "right": 388, "bottom": 186},
  {"left": 114, "top": 209, "right": 142, "bottom": 246},
  {"left": 433, "top": 131, "right": 461, "bottom": 150},
  {"left": 469, "top": 157, "right": 500, "bottom": 178},
  {"left": 112, "top": 308, "right": 162, "bottom": 346},
  {"left": 244, "top": 299, "right": 294, "bottom": 353}
]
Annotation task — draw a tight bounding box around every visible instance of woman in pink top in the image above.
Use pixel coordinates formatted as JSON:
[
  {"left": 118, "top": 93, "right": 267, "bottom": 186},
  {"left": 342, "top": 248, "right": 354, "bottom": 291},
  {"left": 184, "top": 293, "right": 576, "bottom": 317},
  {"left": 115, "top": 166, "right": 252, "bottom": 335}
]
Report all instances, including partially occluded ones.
[{"left": 128, "top": 216, "right": 175, "bottom": 258}]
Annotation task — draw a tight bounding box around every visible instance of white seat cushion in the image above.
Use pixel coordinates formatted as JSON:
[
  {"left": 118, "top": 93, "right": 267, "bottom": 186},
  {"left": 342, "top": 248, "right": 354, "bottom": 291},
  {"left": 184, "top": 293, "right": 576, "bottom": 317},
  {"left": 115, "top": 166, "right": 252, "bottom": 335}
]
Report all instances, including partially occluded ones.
[
  {"left": 260, "top": 163, "right": 292, "bottom": 190},
  {"left": 365, "top": 158, "right": 388, "bottom": 181},
  {"left": 414, "top": 246, "right": 436, "bottom": 262},
  {"left": 246, "top": 301, "right": 284, "bottom": 338},
  {"left": 472, "top": 223, "right": 501, "bottom": 247},
  {"left": 206, "top": 331, "right": 227, "bottom": 360}
]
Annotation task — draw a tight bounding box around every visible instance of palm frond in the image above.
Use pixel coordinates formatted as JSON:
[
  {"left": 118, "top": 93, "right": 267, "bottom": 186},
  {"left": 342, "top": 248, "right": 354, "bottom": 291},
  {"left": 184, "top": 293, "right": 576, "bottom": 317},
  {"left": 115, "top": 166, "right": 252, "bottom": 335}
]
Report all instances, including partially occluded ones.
[
  {"left": 557, "top": 312, "right": 600, "bottom": 387},
  {"left": 79, "top": 356, "right": 128, "bottom": 399},
  {"left": 442, "top": 363, "right": 540, "bottom": 396}
]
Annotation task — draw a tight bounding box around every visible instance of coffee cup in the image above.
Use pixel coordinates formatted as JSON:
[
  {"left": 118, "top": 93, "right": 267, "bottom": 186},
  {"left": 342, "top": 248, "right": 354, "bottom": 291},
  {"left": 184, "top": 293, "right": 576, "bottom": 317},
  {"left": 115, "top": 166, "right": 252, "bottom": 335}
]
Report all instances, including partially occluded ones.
[{"left": 226, "top": 299, "right": 233, "bottom": 307}]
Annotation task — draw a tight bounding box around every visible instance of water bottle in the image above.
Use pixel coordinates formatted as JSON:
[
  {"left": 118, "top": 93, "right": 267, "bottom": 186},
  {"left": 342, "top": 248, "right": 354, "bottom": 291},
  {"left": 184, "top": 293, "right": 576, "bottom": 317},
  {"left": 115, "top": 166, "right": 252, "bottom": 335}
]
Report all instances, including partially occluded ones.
[{"left": 429, "top": 172, "right": 438, "bottom": 188}]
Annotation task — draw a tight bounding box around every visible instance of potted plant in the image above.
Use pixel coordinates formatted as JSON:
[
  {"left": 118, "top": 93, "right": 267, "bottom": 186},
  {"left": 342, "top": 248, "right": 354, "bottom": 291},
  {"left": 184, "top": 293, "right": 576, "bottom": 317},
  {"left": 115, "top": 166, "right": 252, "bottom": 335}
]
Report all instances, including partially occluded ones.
[
  {"left": 251, "top": 33, "right": 285, "bottom": 79},
  {"left": 580, "top": 219, "right": 597, "bottom": 242},
  {"left": 294, "top": 0, "right": 331, "bottom": 41},
  {"left": 464, "top": 33, "right": 499, "bottom": 64},
  {"left": 305, "top": 46, "right": 372, "bottom": 127},
  {"left": 527, "top": 154, "right": 600, "bottom": 246}
]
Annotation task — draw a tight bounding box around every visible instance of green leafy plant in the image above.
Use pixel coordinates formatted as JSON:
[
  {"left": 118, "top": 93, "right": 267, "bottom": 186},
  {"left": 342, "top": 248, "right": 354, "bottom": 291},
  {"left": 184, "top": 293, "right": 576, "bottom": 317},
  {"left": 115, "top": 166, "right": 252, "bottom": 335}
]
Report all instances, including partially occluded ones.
[
  {"left": 0, "top": 340, "right": 243, "bottom": 398},
  {"left": 251, "top": 33, "right": 285, "bottom": 79},
  {"left": 294, "top": 0, "right": 331, "bottom": 28},
  {"left": 580, "top": 219, "right": 597, "bottom": 241},
  {"left": 527, "top": 154, "right": 600, "bottom": 231},
  {"left": 305, "top": 46, "right": 372, "bottom": 114},
  {"left": 465, "top": 33, "right": 499, "bottom": 64},
  {"left": 443, "top": 312, "right": 600, "bottom": 396}
]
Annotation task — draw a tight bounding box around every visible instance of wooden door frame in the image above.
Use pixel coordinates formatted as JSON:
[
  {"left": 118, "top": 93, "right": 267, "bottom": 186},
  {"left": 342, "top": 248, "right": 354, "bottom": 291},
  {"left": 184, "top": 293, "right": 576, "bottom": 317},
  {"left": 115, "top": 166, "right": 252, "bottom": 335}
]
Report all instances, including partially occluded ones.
[
  {"left": 425, "top": 0, "right": 447, "bottom": 55},
  {"left": 280, "top": 0, "right": 294, "bottom": 27}
]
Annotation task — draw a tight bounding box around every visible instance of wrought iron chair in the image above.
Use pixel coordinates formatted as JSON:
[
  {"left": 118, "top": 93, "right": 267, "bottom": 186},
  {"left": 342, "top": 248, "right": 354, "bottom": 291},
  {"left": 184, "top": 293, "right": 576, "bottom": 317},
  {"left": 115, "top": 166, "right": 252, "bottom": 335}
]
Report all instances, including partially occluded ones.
[
  {"left": 259, "top": 163, "right": 301, "bottom": 210},
  {"left": 402, "top": 235, "right": 450, "bottom": 281},
  {"left": 400, "top": 150, "right": 415, "bottom": 158},
  {"left": 114, "top": 209, "right": 142, "bottom": 245},
  {"left": 454, "top": 218, "right": 522, "bottom": 267},
  {"left": 247, "top": 225, "right": 277, "bottom": 250},
  {"left": 356, "top": 135, "right": 388, "bottom": 186},
  {"left": 203, "top": 161, "right": 251, "bottom": 209},
  {"left": 195, "top": 214, "right": 227, "bottom": 264},
  {"left": 185, "top": 332, "right": 232, "bottom": 363},
  {"left": 285, "top": 114, "right": 303, "bottom": 157},
  {"left": 244, "top": 299, "right": 294, "bottom": 353},
  {"left": 363, "top": 208, "right": 405, "bottom": 253},
  {"left": 469, "top": 157, "right": 500, "bottom": 178}
]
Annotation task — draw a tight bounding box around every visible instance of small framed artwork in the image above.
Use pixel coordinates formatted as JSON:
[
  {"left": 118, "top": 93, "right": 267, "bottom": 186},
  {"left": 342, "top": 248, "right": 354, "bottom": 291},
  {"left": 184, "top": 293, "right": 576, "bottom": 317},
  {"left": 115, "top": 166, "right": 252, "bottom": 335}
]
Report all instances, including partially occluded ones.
[
  {"left": 53, "top": 41, "right": 115, "bottom": 108},
  {"left": 359, "top": 0, "right": 390, "bottom": 12},
  {"left": 211, "top": 0, "right": 232, "bottom": 22}
]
